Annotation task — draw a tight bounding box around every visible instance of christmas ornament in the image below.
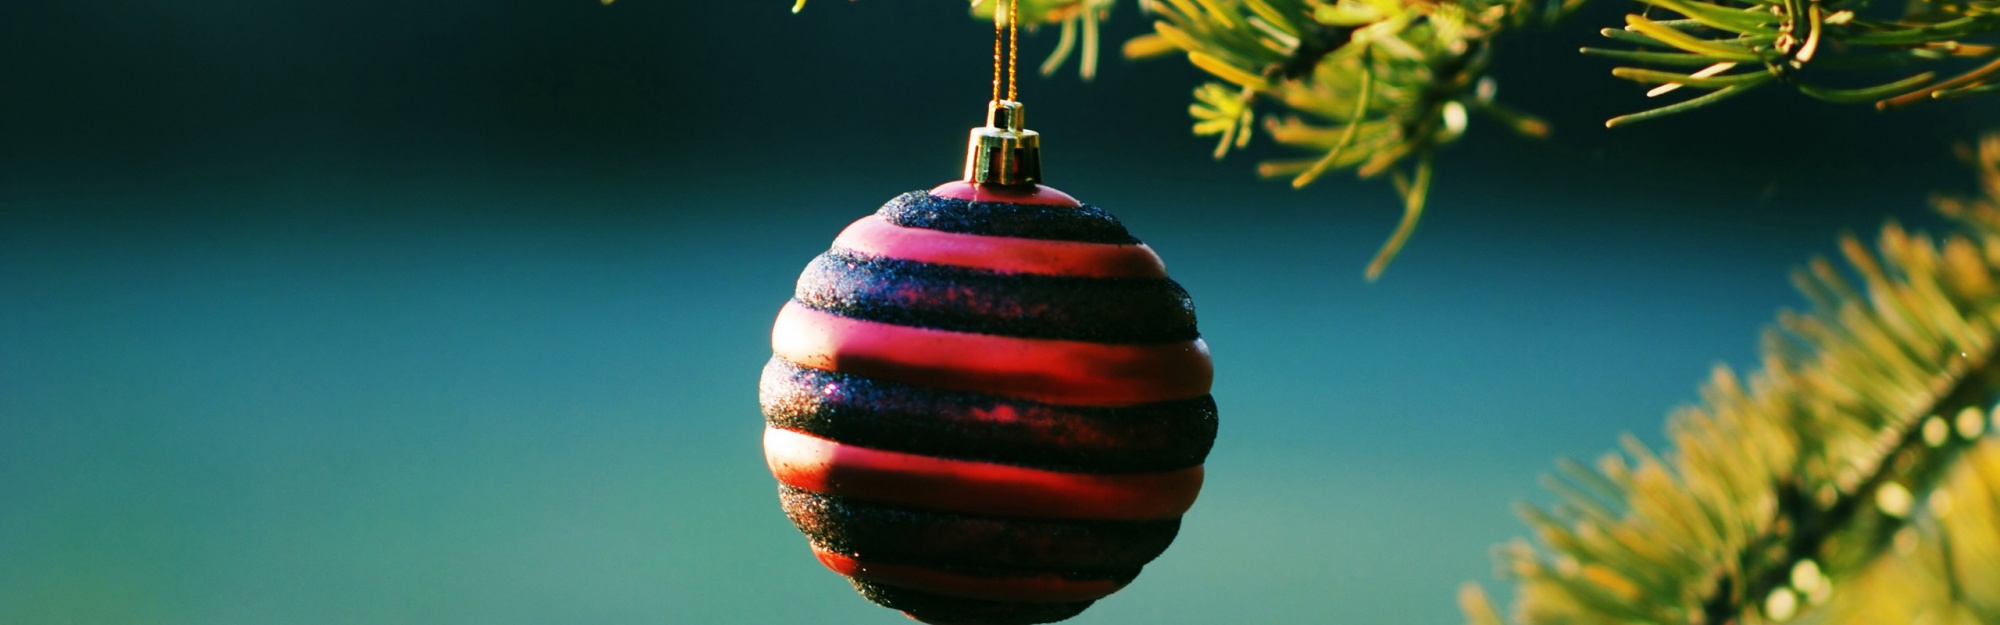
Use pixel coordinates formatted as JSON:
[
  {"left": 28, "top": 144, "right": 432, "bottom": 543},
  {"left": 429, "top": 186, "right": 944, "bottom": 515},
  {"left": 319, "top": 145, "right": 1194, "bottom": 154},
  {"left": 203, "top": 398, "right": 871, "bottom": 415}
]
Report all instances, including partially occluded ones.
[{"left": 760, "top": 3, "right": 1215, "bottom": 623}]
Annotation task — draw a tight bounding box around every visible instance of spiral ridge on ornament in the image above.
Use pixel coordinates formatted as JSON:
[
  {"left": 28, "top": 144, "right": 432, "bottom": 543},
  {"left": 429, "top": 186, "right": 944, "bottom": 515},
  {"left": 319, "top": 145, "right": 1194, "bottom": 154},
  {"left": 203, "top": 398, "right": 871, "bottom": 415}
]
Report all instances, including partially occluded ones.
[
  {"left": 761, "top": 359, "right": 1217, "bottom": 472},
  {"left": 779, "top": 486, "right": 1182, "bottom": 570},
  {"left": 771, "top": 302, "right": 1211, "bottom": 406},
  {"left": 830, "top": 215, "right": 1170, "bottom": 279},
  {"left": 796, "top": 250, "right": 1197, "bottom": 343},
  {"left": 762, "top": 185, "right": 1216, "bottom": 625},
  {"left": 877, "top": 191, "right": 1136, "bottom": 243}
]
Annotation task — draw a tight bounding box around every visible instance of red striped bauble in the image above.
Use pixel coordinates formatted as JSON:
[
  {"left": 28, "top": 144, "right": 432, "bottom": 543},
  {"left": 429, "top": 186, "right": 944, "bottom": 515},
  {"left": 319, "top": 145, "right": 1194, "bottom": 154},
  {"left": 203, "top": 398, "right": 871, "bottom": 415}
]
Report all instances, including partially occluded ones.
[{"left": 761, "top": 180, "right": 1217, "bottom": 625}]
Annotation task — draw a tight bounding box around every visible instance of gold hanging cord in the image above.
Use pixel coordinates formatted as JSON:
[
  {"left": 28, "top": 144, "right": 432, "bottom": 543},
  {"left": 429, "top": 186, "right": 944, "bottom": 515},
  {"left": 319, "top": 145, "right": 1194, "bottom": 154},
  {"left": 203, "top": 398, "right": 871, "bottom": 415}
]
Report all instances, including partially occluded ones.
[
  {"left": 967, "top": 0, "right": 1042, "bottom": 186},
  {"left": 1008, "top": 0, "right": 1019, "bottom": 103},
  {"left": 990, "top": 0, "right": 1020, "bottom": 105}
]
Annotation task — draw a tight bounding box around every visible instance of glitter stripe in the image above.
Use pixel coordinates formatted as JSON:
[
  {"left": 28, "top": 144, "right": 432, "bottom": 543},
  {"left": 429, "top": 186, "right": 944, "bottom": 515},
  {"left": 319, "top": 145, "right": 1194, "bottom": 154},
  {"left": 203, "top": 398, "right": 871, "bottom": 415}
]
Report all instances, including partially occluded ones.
[
  {"left": 770, "top": 302, "right": 1212, "bottom": 406},
  {"left": 764, "top": 428, "right": 1204, "bottom": 521}
]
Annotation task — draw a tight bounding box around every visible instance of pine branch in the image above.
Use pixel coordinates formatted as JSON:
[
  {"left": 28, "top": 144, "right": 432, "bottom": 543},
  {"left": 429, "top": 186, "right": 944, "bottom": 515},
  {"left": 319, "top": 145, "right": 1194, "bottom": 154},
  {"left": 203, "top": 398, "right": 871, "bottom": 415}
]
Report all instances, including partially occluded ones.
[
  {"left": 1464, "top": 136, "right": 2000, "bottom": 625},
  {"left": 1588, "top": 0, "right": 2000, "bottom": 121},
  {"left": 1123, "top": 0, "right": 1570, "bottom": 278}
]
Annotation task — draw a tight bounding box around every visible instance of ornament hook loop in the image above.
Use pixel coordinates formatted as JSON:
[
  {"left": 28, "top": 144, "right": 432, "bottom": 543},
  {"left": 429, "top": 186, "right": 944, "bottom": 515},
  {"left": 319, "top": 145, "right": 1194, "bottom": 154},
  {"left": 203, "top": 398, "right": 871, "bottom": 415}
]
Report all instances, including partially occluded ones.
[{"left": 964, "top": 100, "right": 1042, "bottom": 187}]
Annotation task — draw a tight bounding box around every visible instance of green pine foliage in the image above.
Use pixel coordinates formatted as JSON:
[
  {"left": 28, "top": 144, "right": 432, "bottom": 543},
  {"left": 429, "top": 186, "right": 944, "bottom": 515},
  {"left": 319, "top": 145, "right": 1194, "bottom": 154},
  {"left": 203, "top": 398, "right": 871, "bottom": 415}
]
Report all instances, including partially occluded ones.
[
  {"left": 1461, "top": 137, "right": 2000, "bottom": 625},
  {"left": 1591, "top": 0, "right": 2000, "bottom": 124},
  {"left": 1124, "top": 0, "right": 1560, "bottom": 279}
]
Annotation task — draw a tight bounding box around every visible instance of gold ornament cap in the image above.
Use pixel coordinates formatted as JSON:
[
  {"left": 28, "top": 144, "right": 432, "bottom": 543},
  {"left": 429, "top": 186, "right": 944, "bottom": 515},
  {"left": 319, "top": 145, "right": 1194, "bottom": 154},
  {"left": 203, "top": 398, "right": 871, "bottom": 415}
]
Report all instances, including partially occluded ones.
[{"left": 964, "top": 100, "right": 1041, "bottom": 186}]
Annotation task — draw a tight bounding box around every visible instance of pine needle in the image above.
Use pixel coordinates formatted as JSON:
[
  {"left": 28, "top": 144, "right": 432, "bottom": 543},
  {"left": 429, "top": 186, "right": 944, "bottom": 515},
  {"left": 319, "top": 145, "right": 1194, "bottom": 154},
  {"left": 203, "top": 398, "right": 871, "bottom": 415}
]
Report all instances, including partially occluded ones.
[
  {"left": 1292, "top": 62, "right": 1374, "bottom": 188},
  {"left": 1365, "top": 150, "right": 1432, "bottom": 281},
  {"left": 1604, "top": 76, "right": 1771, "bottom": 127}
]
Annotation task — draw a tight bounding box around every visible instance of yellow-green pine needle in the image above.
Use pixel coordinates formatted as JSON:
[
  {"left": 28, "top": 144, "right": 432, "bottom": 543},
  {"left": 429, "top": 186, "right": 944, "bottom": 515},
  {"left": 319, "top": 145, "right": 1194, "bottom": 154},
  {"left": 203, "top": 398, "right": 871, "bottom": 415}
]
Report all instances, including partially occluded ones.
[
  {"left": 1366, "top": 150, "right": 1433, "bottom": 281},
  {"left": 1123, "top": 33, "right": 1179, "bottom": 58},
  {"left": 1797, "top": 73, "right": 1937, "bottom": 104},
  {"left": 1042, "top": 16, "right": 1080, "bottom": 76},
  {"left": 1606, "top": 77, "right": 1773, "bottom": 127},
  {"left": 1188, "top": 51, "right": 1272, "bottom": 90},
  {"left": 1614, "top": 66, "right": 1771, "bottom": 89},
  {"left": 1624, "top": 15, "right": 1765, "bottom": 61},
  {"left": 1292, "top": 64, "right": 1374, "bottom": 188}
]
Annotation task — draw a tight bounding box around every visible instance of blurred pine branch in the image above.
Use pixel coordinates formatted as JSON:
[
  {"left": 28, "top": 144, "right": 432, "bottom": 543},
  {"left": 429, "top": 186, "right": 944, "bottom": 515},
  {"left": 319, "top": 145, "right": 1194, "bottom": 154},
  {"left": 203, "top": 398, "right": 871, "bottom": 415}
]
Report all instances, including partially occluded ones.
[{"left": 1461, "top": 136, "right": 2000, "bottom": 625}]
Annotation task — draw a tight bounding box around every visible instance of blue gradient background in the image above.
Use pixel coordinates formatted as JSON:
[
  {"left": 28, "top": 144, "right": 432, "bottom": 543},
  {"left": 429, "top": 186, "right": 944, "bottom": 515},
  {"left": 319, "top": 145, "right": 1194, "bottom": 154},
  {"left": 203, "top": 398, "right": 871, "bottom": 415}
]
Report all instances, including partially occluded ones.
[{"left": 3, "top": 1, "right": 1997, "bottom": 623}]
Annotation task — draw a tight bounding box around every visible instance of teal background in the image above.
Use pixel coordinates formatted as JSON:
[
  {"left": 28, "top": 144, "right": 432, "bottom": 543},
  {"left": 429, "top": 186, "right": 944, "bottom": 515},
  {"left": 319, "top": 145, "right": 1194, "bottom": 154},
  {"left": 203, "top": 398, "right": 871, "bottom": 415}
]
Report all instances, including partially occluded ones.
[{"left": 3, "top": 1, "right": 1998, "bottom": 623}]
